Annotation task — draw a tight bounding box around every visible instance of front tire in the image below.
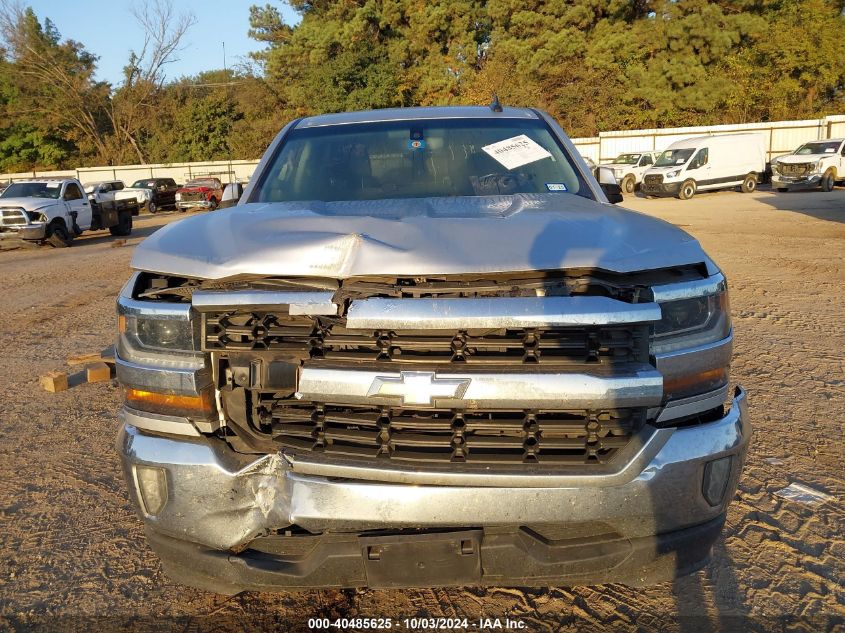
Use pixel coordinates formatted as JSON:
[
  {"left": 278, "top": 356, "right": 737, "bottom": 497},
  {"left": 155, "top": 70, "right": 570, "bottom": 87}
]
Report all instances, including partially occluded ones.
[
  {"left": 621, "top": 174, "right": 636, "bottom": 194},
  {"left": 776, "top": 187, "right": 788, "bottom": 193},
  {"left": 47, "top": 221, "right": 73, "bottom": 248},
  {"left": 678, "top": 179, "right": 696, "bottom": 200},
  {"left": 147, "top": 201, "right": 157, "bottom": 214},
  {"left": 821, "top": 169, "right": 835, "bottom": 192},
  {"left": 740, "top": 173, "right": 757, "bottom": 193},
  {"left": 109, "top": 212, "right": 132, "bottom": 236},
  {"left": 209, "top": 197, "right": 218, "bottom": 211}
]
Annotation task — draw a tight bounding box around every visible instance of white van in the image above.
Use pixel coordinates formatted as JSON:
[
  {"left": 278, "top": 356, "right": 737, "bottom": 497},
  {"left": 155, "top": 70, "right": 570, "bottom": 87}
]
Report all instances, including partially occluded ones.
[{"left": 641, "top": 133, "right": 766, "bottom": 200}]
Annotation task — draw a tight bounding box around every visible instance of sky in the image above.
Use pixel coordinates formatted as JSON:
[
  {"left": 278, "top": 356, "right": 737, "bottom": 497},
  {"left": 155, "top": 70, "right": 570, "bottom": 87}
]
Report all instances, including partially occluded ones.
[{"left": 24, "top": 0, "right": 300, "bottom": 85}]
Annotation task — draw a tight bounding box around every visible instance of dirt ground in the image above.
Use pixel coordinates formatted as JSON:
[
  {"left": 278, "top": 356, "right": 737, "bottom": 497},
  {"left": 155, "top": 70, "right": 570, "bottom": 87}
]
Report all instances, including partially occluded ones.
[{"left": 0, "top": 189, "right": 843, "bottom": 632}]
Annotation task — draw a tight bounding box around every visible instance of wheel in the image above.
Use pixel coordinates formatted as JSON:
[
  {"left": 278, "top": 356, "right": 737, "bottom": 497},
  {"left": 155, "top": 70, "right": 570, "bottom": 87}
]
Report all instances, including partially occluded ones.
[
  {"left": 209, "top": 197, "right": 218, "bottom": 211},
  {"left": 47, "top": 221, "right": 73, "bottom": 248},
  {"left": 147, "top": 201, "right": 157, "bottom": 214},
  {"left": 678, "top": 179, "right": 696, "bottom": 200},
  {"left": 740, "top": 173, "right": 757, "bottom": 193},
  {"left": 621, "top": 174, "right": 636, "bottom": 194},
  {"left": 179, "top": 206, "right": 187, "bottom": 213},
  {"left": 109, "top": 212, "right": 132, "bottom": 236},
  {"left": 821, "top": 169, "right": 835, "bottom": 192},
  {"left": 776, "top": 187, "right": 788, "bottom": 193}
]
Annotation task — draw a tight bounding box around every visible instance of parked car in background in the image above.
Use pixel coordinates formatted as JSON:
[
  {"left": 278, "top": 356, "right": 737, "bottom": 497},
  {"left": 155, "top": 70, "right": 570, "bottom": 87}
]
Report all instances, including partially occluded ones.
[
  {"left": 175, "top": 177, "right": 224, "bottom": 212},
  {"left": 641, "top": 134, "right": 766, "bottom": 200},
  {"left": 0, "top": 178, "right": 133, "bottom": 246},
  {"left": 604, "top": 152, "right": 659, "bottom": 194},
  {"left": 120, "top": 178, "right": 179, "bottom": 213},
  {"left": 771, "top": 138, "right": 845, "bottom": 192}
]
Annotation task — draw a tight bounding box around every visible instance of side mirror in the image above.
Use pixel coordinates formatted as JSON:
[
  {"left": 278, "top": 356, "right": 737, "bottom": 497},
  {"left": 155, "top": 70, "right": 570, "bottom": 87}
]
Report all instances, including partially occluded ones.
[{"left": 597, "top": 166, "right": 624, "bottom": 204}]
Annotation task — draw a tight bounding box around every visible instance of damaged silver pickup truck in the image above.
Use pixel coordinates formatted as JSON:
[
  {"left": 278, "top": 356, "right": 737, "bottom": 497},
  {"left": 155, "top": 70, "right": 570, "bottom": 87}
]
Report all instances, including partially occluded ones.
[{"left": 116, "top": 106, "right": 749, "bottom": 592}]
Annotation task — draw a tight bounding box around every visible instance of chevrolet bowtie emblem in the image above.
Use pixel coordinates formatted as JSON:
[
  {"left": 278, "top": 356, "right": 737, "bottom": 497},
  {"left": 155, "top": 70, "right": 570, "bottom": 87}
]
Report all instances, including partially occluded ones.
[{"left": 367, "top": 371, "right": 471, "bottom": 406}]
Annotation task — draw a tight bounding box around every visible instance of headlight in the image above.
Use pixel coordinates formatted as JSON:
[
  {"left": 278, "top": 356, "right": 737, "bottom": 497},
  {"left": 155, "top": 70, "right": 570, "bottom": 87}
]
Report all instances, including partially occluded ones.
[
  {"left": 651, "top": 291, "right": 731, "bottom": 354},
  {"left": 812, "top": 161, "right": 822, "bottom": 173},
  {"left": 117, "top": 297, "right": 200, "bottom": 367},
  {"left": 175, "top": 192, "right": 182, "bottom": 201},
  {"left": 665, "top": 170, "right": 680, "bottom": 178},
  {"left": 651, "top": 276, "right": 732, "bottom": 402}
]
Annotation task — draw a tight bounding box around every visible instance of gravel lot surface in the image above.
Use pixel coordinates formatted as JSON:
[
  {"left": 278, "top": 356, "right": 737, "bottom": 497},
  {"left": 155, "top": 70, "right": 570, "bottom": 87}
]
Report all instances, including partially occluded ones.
[{"left": 0, "top": 190, "right": 843, "bottom": 632}]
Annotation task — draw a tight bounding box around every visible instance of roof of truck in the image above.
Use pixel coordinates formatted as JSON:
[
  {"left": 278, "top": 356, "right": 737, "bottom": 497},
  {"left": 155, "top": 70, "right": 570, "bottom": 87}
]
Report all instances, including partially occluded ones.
[{"left": 296, "top": 106, "right": 540, "bottom": 128}]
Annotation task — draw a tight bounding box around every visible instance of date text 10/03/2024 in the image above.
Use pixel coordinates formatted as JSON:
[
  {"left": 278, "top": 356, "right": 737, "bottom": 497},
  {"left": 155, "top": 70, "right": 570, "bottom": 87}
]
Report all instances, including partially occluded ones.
[{"left": 307, "top": 617, "right": 527, "bottom": 630}]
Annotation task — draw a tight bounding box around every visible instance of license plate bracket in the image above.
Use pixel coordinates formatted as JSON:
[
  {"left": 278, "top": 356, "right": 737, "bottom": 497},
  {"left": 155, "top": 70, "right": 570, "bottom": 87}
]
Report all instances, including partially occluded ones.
[{"left": 360, "top": 530, "right": 482, "bottom": 588}]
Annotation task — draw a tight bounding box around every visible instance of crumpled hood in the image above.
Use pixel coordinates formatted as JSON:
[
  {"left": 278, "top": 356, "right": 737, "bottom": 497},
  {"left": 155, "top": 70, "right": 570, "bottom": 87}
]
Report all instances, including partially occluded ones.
[
  {"left": 132, "top": 193, "right": 712, "bottom": 280},
  {"left": 777, "top": 154, "right": 829, "bottom": 164},
  {"left": 0, "top": 197, "right": 59, "bottom": 213}
]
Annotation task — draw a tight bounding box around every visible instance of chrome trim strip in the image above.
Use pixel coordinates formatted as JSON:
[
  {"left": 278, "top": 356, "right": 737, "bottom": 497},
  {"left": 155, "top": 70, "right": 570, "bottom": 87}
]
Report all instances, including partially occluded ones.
[
  {"left": 115, "top": 355, "right": 211, "bottom": 396},
  {"left": 651, "top": 273, "right": 726, "bottom": 302},
  {"left": 191, "top": 290, "right": 338, "bottom": 315},
  {"left": 654, "top": 332, "right": 733, "bottom": 380},
  {"left": 655, "top": 385, "right": 729, "bottom": 424},
  {"left": 120, "top": 406, "right": 200, "bottom": 437},
  {"left": 117, "top": 295, "right": 191, "bottom": 320},
  {"left": 346, "top": 296, "right": 662, "bottom": 330},
  {"left": 295, "top": 365, "right": 663, "bottom": 409}
]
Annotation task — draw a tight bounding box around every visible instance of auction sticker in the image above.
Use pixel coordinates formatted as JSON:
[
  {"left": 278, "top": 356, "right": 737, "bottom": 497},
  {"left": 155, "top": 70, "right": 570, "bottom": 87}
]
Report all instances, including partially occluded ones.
[
  {"left": 546, "top": 183, "right": 567, "bottom": 191},
  {"left": 482, "top": 135, "right": 552, "bottom": 170}
]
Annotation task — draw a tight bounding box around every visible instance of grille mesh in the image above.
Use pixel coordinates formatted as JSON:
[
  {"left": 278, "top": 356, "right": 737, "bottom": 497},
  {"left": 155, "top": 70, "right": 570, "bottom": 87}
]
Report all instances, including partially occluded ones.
[
  {"left": 256, "top": 399, "right": 642, "bottom": 466},
  {"left": 203, "top": 311, "right": 648, "bottom": 367}
]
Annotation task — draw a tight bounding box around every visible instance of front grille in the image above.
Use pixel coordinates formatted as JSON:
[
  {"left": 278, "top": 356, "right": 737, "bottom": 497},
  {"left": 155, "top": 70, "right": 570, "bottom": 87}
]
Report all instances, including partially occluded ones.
[
  {"left": 644, "top": 174, "right": 663, "bottom": 185},
  {"left": 252, "top": 399, "right": 642, "bottom": 466},
  {"left": 179, "top": 192, "right": 205, "bottom": 202},
  {"left": 202, "top": 312, "right": 649, "bottom": 367},
  {"left": 777, "top": 163, "right": 813, "bottom": 177},
  {"left": 0, "top": 209, "right": 27, "bottom": 226}
]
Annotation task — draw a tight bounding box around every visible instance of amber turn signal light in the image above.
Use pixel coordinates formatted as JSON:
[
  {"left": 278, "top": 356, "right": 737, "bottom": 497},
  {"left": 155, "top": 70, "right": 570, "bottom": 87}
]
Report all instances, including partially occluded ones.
[
  {"left": 663, "top": 366, "right": 728, "bottom": 400},
  {"left": 125, "top": 387, "right": 214, "bottom": 418}
]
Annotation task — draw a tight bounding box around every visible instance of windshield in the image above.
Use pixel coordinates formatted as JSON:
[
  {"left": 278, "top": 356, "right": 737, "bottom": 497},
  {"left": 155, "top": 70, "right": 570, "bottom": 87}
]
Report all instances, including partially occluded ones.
[
  {"left": 795, "top": 141, "right": 841, "bottom": 155},
  {"left": 131, "top": 180, "right": 156, "bottom": 188},
  {"left": 613, "top": 153, "right": 641, "bottom": 165},
  {"left": 253, "top": 118, "right": 590, "bottom": 204},
  {"left": 655, "top": 148, "right": 695, "bottom": 167},
  {"left": 1, "top": 182, "right": 62, "bottom": 199}
]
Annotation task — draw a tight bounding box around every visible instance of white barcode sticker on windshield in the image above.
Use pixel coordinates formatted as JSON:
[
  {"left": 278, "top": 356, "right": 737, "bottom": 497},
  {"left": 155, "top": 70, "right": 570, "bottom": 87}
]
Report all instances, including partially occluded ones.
[{"left": 482, "top": 135, "right": 552, "bottom": 170}]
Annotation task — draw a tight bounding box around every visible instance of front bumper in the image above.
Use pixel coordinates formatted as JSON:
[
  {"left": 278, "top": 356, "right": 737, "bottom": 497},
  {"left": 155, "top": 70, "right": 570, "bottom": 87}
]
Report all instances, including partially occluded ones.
[
  {"left": 118, "top": 387, "right": 749, "bottom": 589},
  {"left": 176, "top": 200, "right": 213, "bottom": 209},
  {"left": 640, "top": 181, "right": 681, "bottom": 197},
  {"left": 0, "top": 223, "right": 46, "bottom": 240},
  {"left": 772, "top": 174, "right": 822, "bottom": 189}
]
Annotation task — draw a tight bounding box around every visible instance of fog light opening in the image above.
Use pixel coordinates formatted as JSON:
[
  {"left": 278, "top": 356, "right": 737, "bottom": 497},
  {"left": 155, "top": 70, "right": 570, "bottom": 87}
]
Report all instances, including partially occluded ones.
[
  {"left": 134, "top": 465, "right": 168, "bottom": 516},
  {"left": 702, "top": 456, "right": 733, "bottom": 507}
]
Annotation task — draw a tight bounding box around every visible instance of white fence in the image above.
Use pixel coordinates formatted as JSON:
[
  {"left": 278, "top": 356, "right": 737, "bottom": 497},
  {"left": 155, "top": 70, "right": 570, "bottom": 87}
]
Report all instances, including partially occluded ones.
[
  {"left": 1, "top": 114, "right": 843, "bottom": 182},
  {"left": 0, "top": 159, "right": 260, "bottom": 186},
  {"left": 572, "top": 115, "right": 845, "bottom": 163}
]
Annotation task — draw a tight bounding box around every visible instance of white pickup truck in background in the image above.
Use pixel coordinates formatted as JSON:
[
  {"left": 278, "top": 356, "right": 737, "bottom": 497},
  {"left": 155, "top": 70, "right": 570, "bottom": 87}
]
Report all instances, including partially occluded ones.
[
  {"left": 772, "top": 138, "right": 845, "bottom": 192},
  {"left": 603, "top": 152, "right": 659, "bottom": 194},
  {"left": 0, "top": 178, "right": 134, "bottom": 246}
]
